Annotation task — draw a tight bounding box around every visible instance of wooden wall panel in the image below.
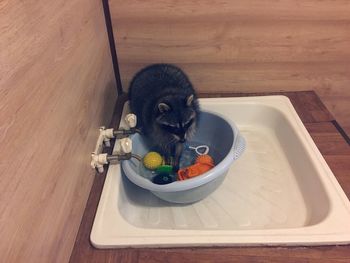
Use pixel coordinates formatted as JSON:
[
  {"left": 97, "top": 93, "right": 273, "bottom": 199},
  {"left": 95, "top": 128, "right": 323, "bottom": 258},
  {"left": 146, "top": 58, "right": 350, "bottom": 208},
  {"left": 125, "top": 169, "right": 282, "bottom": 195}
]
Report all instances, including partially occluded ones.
[
  {"left": 0, "top": 0, "right": 116, "bottom": 262},
  {"left": 110, "top": 0, "right": 350, "bottom": 135}
]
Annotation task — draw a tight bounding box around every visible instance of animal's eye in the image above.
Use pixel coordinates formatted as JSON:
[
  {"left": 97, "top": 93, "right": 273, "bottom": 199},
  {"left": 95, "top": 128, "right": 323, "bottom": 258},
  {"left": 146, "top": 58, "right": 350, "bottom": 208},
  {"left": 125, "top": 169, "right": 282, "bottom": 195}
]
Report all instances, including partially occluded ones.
[
  {"left": 161, "top": 124, "right": 179, "bottom": 134},
  {"left": 165, "top": 123, "right": 178, "bottom": 128},
  {"left": 184, "top": 119, "right": 194, "bottom": 129}
]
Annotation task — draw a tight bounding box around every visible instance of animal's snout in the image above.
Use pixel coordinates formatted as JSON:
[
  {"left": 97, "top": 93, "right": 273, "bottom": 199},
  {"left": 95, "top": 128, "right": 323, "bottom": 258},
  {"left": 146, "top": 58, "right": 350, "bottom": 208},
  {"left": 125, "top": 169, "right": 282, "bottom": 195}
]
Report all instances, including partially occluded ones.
[{"left": 179, "top": 133, "right": 187, "bottom": 143}]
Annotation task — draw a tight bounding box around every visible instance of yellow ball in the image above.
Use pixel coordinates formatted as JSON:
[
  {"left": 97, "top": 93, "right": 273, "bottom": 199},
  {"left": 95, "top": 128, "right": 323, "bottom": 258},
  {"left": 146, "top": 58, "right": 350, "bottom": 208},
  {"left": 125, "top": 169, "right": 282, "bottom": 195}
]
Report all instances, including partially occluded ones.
[{"left": 143, "top": 152, "right": 163, "bottom": 170}]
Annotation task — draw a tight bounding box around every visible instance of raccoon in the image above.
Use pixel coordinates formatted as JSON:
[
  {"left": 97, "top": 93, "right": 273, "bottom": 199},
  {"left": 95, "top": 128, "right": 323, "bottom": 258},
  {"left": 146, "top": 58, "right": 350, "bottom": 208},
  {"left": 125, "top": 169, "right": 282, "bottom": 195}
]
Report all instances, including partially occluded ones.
[{"left": 129, "top": 64, "right": 200, "bottom": 171}]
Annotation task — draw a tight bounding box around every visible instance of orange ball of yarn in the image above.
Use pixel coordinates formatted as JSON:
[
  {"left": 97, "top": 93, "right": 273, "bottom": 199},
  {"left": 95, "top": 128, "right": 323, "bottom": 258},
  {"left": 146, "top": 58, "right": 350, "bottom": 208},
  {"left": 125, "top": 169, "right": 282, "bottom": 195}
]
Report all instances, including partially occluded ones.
[{"left": 195, "top": 154, "right": 214, "bottom": 166}]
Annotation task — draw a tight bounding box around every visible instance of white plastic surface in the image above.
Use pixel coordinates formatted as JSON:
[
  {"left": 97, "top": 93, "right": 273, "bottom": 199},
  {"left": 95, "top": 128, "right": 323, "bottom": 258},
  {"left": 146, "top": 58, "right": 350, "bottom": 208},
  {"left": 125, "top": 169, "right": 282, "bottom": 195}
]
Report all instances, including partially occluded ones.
[{"left": 91, "top": 96, "right": 350, "bottom": 248}]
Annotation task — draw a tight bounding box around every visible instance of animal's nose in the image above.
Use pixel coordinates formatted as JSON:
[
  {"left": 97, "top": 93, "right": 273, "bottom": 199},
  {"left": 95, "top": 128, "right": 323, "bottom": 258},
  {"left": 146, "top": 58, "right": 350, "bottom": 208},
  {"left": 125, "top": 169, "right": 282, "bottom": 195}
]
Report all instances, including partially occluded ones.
[{"left": 179, "top": 133, "right": 187, "bottom": 143}]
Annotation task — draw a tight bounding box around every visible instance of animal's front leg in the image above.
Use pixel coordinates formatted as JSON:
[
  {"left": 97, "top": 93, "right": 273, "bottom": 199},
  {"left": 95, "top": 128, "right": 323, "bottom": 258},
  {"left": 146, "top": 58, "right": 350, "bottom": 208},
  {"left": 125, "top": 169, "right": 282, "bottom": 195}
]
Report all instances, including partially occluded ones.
[
  {"left": 173, "top": 142, "right": 184, "bottom": 172},
  {"left": 164, "top": 154, "right": 172, "bottom": 166},
  {"left": 161, "top": 142, "right": 173, "bottom": 166}
]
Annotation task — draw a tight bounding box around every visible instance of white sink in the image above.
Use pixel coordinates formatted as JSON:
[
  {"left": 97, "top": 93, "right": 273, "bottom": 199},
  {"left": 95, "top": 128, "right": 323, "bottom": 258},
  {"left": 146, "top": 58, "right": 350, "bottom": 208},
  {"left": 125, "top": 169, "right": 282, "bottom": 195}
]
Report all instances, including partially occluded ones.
[{"left": 91, "top": 96, "right": 350, "bottom": 248}]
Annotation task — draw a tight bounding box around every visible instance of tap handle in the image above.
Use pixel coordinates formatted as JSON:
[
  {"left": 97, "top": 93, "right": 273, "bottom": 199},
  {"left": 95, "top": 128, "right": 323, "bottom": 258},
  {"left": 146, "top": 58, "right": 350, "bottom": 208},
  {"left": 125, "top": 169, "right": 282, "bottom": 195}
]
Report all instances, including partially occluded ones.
[
  {"left": 119, "top": 137, "right": 132, "bottom": 153},
  {"left": 125, "top": 113, "right": 137, "bottom": 128}
]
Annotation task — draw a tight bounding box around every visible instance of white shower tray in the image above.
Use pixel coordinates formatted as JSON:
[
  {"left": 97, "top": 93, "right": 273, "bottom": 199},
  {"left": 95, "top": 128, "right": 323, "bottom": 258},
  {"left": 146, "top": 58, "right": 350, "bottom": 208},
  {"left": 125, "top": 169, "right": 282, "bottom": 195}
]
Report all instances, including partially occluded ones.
[{"left": 91, "top": 96, "right": 350, "bottom": 248}]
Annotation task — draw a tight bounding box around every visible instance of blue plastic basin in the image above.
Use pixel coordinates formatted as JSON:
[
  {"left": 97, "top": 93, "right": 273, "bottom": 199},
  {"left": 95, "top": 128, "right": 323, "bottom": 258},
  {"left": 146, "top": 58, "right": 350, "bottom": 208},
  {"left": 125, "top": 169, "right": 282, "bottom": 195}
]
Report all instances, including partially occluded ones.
[{"left": 121, "top": 111, "right": 245, "bottom": 203}]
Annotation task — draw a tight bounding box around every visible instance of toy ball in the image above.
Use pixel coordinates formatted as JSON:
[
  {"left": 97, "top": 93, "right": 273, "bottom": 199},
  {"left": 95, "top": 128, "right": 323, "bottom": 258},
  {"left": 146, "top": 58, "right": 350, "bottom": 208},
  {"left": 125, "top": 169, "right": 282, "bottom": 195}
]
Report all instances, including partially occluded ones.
[
  {"left": 196, "top": 154, "right": 214, "bottom": 166},
  {"left": 152, "top": 173, "right": 174, "bottom": 185},
  {"left": 156, "top": 165, "right": 173, "bottom": 173},
  {"left": 143, "top": 152, "right": 163, "bottom": 170}
]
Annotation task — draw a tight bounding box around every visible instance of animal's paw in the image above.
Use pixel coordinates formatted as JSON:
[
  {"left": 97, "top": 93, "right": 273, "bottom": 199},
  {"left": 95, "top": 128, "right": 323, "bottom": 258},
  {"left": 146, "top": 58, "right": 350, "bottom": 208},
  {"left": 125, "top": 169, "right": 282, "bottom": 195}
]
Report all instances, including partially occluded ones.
[{"left": 173, "top": 164, "right": 180, "bottom": 172}]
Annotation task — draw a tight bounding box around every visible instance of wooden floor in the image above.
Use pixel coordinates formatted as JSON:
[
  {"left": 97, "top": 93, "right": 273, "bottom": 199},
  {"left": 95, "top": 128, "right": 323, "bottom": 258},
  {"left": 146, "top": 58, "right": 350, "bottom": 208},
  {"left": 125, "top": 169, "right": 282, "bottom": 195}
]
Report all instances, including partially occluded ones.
[
  {"left": 70, "top": 91, "right": 350, "bottom": 263},
  {"left": 109, "top": 0, "right": 350, "bottom": 136}
]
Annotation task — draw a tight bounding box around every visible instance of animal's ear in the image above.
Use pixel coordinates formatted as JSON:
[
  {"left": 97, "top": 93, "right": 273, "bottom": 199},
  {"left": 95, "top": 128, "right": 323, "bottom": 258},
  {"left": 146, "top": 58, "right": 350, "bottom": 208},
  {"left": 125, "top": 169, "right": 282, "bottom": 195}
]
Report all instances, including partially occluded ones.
[
  {"left": 186, "top": 94, "right": 194, "bottom": 106},
  {"left": 158, "top": 102, "right": 171, "bottom": 113}
]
